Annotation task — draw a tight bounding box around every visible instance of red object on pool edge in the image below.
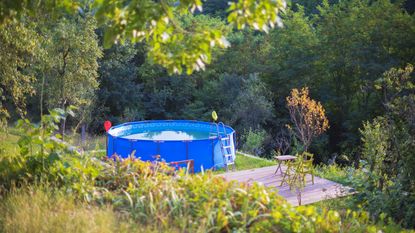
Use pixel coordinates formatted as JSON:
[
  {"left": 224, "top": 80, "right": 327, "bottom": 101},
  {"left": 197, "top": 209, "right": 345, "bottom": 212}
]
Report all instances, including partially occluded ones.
[{"left": 104, "top": 121, "right": 112, "bottom": 132}]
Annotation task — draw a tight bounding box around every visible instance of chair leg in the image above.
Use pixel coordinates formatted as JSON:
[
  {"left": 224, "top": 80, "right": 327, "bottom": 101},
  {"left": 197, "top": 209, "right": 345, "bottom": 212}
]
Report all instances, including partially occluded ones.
[
  {"left": 311, "top": 172, "right": 314, "bottom": 185},
  {"left": 280, "top": 171, "right": 287, "bottom": 186}
]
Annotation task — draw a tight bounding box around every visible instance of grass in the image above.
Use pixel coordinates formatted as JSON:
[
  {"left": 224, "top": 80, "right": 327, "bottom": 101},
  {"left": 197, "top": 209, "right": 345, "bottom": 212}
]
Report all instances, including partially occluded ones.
[
  {"left": 314, "top": 163, "right": 358, "bottom": 186},
  {"left": 0, "top": 187, "right": 180, "bottom": 233},
  {"left": 0, "top": 127, "right": 106, "bottom": 157},
  {"left": 66, "top": 133, "right": 106, "bottom": 151},
  {"left": 214, "top": 152, "right": 275, "bottom": 174},
  {"left": 234, "top": 153, "right": 275, "bottom": 170},
  {"left": 0, "top": 129, "right": 20, "bottom": 156}
]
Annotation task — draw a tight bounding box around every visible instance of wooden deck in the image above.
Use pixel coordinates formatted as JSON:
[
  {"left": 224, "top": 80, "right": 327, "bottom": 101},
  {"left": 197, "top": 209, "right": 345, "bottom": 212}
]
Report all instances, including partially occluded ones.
[{"left": 218, "top": 165, "right": 354, "bottom": 206}]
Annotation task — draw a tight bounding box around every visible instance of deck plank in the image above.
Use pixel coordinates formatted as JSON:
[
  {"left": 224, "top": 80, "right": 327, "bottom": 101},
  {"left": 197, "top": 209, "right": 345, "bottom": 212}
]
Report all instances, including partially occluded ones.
[{"left": 218, "top": 165, "right": 354, "bottom": 206}]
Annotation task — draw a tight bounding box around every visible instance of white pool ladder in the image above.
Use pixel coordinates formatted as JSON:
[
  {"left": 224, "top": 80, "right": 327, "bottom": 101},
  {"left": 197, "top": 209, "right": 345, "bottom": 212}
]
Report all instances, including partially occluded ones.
[{"left": 216, "top": 122, "right": 235, "bottom": 172}]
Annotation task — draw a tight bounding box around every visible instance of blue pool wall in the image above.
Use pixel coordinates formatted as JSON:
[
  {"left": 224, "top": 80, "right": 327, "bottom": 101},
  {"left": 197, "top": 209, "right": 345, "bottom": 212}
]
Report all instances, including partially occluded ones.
[{"left": 107, "top": 120, "right": 236, "bottom": 172}]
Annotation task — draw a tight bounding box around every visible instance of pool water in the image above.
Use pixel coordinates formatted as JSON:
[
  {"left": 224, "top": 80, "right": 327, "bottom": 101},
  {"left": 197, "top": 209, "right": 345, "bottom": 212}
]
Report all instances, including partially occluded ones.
[{"left": 122, "top": 130, "right": 212, "bottom": 141}]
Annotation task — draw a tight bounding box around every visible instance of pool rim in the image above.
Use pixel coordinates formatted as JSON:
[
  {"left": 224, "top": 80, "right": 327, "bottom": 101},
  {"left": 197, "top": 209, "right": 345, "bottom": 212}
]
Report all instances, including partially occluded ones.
[{"left": 107, "top": 120, "right": 236, "bottom": 142}]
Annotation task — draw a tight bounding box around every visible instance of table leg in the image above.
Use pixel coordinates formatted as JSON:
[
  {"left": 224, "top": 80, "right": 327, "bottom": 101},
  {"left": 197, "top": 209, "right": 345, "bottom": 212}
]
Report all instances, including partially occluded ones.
[{"left": 275, "top": 161, "right": 282, "bottom": 174}]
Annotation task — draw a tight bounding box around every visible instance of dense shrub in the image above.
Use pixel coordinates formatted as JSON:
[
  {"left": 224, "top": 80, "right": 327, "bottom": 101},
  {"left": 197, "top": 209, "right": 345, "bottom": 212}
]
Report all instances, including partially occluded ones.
[
  {"left": 352, "top": 65, "right": 415, "bottom": 228},
  {"left": 241, "top": 128, "right": 267, "bottom": 155}
]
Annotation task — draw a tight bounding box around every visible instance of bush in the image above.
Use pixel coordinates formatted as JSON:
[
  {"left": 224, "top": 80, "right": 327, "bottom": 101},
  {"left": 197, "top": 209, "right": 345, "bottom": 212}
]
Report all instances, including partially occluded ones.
[
  {"left": 350, "top": 64, "right": 415, "bottom": 228},
  {"left": 0, "top": 108, "right": 102, "bottom": 199},
  {"left": 241, "top": 128, "right": 267, "bottom": 155}
]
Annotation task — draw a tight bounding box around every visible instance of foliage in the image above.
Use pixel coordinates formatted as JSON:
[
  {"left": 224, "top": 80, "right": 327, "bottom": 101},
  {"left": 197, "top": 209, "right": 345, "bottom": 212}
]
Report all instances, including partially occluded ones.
[
  {"left": 312, "top": 0, "right": 415, "bottom": 155},
  {"left": 0, "top": 0, "right": 77, "bottom": 24},
  {"left": 1, "top": 113, "right": 409, "bottom": 232},
  {"left": 38, "top": 14, "right": 102, "bottom": 134},
  {"left": 1, "top": 0, "right": 286, "bottom": 74},
  {"left": 259, "top": 0, "right": 415, "bottom": 159},
  {"left": 187, "top": 74, "right": 274, "bottom": 152},
  {"left": 0, "top": 12, "right": 102, "bottom": 135},
  {"left": 0, "top": 18, "right": 41, "bottom": 121},
  {"left": 0, "top": 108, "right": 101, "bottom": 199},
  {"left": 360, "top": 119, "right": 389, "bottom": 178},
  {"left": 229, "top": 74, "right": 274, "bottom": 132},
  {"left": 286, "top": 87, "right": 329, "bottom": 151},
  {"left": 353, "top": 64, "right": 415, "bottom": 228},
  {"left": 315, "top": 163, "right": 359, "bottom": 187},
  {"left": 91, "top": 41, "right": 143, "bottom": 132},
  {"left": 92, "top": 0, "right": 285, "bottom": 74},
  {"left": 241, "top": 128, "right": 267, "bottom": 156}
]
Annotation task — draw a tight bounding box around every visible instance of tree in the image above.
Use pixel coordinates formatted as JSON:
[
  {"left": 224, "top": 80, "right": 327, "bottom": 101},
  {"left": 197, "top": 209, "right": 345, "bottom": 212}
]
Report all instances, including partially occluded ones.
[
  {"left": 92, "top": 41, "right": 144, "bottom": 131},
  {"left": 229, "top": 74, "right": 274, "bottom": 132},
  {"left": 261, "top": 7, "right": 320, "bottom": 135},
  {"left": 0, "top": 18, "right": 41, "bottom": 126},
  {"left": 313, "top": 0, "right": 415, "bottom": 154},
  {"left": 260, "top": 0, "right": 415, "bottom": 158},
  {"left": 286, "top": 87, "right": 329, "bottom": 151},
  {"left": 39, "top": 14, "right": 102, "bottom": 136},
  {"left": 0, "top": 0, "right": 286, "bottom": 75}
]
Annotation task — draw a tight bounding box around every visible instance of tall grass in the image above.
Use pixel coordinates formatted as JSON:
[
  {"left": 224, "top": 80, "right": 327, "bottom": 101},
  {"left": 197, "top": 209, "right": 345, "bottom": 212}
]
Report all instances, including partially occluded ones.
[
  {"left": 1, "top": 187, "right": 118, "bottom": 233},
  {"left": 0, "top": 187, "right": 182, "bottom": 233}
]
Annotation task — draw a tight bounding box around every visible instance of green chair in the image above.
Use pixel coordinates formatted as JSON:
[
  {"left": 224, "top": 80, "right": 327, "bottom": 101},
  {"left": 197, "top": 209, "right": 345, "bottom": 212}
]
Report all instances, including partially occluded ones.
[
  {"left": 298, "top": 152, "right": 315, "bottom": 185},
  {"left": 279, "top": 152, "right": 315, "bottom": 187}
]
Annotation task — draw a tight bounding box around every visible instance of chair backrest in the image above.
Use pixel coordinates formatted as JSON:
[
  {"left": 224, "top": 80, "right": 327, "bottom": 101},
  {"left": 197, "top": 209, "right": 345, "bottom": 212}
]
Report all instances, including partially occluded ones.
[
  {"left": 299, "top": 152, "right": 314, "bottom": 170},
  {"left": 303, "top": 152, "right": 313, "bottom": 162}
]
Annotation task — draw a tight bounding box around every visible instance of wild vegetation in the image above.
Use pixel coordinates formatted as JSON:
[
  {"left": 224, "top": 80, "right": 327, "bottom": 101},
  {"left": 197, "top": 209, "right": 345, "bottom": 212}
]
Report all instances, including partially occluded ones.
[
  {"left": 0, "top": 114, "right": 410, "bottom": 232},
  {"left": 1, "top": 0, "right": 415, "bottom": 231}
]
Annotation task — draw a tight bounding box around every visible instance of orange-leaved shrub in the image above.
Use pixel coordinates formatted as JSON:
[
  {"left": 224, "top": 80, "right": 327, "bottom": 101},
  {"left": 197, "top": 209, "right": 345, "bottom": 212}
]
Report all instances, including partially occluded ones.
[{"left": 287, "top": 87, "right": 329, "bottom": 151}]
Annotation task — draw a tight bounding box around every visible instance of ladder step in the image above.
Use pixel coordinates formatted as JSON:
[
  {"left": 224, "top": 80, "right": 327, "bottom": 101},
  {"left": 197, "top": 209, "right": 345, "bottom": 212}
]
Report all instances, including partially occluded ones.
[
  {"left": 221, "top": 137, "right": 229, "bottom": 141},
  {"left": 223, "top": 145, "right": 232, "bottom": 149}
]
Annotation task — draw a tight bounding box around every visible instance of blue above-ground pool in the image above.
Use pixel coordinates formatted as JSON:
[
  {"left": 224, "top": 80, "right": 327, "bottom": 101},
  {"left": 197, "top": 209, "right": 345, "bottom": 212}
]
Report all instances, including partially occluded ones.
[{"left": 107, "top": 120, "right": 236, "bottom": 172}]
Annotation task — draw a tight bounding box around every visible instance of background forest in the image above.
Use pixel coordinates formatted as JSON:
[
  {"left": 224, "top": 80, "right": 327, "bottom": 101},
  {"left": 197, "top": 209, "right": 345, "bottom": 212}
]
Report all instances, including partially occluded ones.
[{"left": 1, "top": 0, "right": 415, "bottom": 229}]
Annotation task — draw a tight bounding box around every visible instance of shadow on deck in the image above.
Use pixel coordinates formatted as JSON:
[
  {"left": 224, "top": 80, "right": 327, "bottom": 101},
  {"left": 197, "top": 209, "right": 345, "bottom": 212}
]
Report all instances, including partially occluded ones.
[{"left": 218, "top": 165, "right": 354, "bottom": 206}]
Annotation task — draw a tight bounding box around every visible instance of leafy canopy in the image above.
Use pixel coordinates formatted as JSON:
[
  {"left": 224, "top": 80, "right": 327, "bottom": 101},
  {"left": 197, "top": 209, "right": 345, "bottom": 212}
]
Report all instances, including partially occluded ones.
[{"left": 1, "top": 0, "right": 286, "bottom": 74}]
